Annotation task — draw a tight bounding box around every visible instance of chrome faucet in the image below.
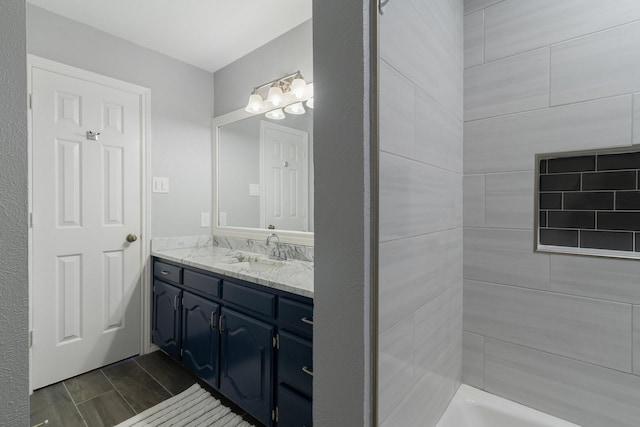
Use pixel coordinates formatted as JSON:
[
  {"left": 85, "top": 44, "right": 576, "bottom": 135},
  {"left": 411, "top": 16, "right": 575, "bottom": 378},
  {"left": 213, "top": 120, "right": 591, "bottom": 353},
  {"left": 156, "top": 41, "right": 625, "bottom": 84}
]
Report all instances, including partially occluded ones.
[{"left": 266, "top": 233, "right": 287, "bottom": 260}]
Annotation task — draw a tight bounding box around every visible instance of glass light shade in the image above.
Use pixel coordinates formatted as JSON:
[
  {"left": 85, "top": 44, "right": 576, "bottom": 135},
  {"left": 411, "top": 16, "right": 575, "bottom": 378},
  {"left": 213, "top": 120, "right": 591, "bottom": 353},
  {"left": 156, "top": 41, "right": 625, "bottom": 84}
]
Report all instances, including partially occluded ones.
[
  {"left": 306, "top": 97, "right": 314, "bottom": 109},
  {"left": 245, "top": 93, "right": 264, "bottom": 113},
  {"left": 265, "top": 108, "right": 285, "bottom": 120},
  {"left": 291, "top": 77, "right": 307, "bottom": 99},
  {"left": 267, "top": 85, "right": 284, "bottom": 106},
  {"left": 284, "top": 102, "right": 306, "bottom": 115}
]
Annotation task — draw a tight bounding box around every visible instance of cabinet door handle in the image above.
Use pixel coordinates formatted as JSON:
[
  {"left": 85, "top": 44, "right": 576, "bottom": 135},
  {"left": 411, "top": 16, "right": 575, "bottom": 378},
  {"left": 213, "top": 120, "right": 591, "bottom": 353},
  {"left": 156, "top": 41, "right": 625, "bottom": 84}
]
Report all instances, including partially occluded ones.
[
  {"left": 161, "top": 270, "right": 170, "bottom": 275},
  {"left": 210, "top": 312, "right": 216, "bottom": 330},
  {"left": 302, "top": 366, "right": 313, "bottom": 377},
  {"left": 219, "top": 314, "right": 224, "bottom": 333},
  {"left": 173, "top": 295, "right": 179, "bottom": 311},
  {"left": 301, "top": 317, "right": 313, "bottom": 326}
]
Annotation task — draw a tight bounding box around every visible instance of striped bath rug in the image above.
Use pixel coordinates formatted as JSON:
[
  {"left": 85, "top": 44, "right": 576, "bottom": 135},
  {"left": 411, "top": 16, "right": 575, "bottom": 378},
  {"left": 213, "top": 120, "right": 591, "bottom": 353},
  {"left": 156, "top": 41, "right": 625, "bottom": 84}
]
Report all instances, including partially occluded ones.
[{"left": 115, "top": 384, "right": 254, "bottom": 427}]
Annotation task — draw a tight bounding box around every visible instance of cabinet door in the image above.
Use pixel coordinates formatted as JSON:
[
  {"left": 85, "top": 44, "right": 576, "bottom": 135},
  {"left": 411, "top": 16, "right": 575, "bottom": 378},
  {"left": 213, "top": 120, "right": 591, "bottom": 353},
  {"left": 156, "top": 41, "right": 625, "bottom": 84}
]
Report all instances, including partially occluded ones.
[
  {"left": 220, "top": 307, "right": 274, "bottom": 427},
  {"left": 152, "top": 280, "right": 181, "bottom": 360},
  {"left": 182, "top": 291, "right": 219, "bottom": 388},
  {"left": 277, "top": 384, "right": 312, "bottom": 427}
]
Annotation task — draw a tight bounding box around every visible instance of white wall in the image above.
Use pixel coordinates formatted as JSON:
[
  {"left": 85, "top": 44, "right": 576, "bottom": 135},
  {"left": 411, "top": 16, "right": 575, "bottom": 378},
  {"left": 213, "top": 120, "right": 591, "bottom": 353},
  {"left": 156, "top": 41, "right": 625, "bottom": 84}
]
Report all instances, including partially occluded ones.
[
  {"left": 313, "top": 1, "right": 372, "bottom": 425},
  {"left": 378, "top": 1, "right": 464, "bottom": 426},
  {"left": 463, "top": 1, "right": 640, "bottom": 425},
  {"left": 27, "top": 4, "right": 214, "bottom": 237},
  {"left": 0, "top": 0, "right": 29, "bottom": 424}
]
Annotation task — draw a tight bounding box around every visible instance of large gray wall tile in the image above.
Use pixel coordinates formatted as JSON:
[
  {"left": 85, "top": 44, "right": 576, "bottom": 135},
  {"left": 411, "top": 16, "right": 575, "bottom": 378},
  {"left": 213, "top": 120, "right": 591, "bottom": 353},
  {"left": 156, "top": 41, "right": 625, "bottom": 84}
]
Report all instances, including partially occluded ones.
[
  {"left": 484, "top": 0, "right": 640, "bottom": 62},
  {"left": 550, "top": 255, "right": 640, "bottom": 304},
  {"left": 465, "top": 48, "right": 549, "bottom": 120},
  {"left": 380, "top": 153, "right": 462, "bottom": 242},
  {"left": 463, "top": 175, "right": 485, "bottom": 226},
  {"left": 484, "top": 171, "right": 533, "bottom": 229},
  {"left": 551, "top": 21, "right": 640, "bottom": 106},
  {"left": 415, "top": 281, "right": 462, "bottom": 378},
  {"left": 379, "top": 228, "right": 462, "bottom": 331},
  {"left": 634, "top": 93, "right": 640, "bottom": 145},
  {"left": 381, "top": 0, "right": 440, "bottom": 99},
  {"left": 462, "top": 331, "right": 484, "bottom": 389},
  {"left": 464, "top": 10, "right": 484, "bottom": 68},
  {"left": 485, "top": 339, "right": 640, "bottom": 427},
  {"left": 379, "top": 316, "right": 415, "bottom": 422},
  {"left": 382, "top": 338, "right": 461, "bottom": 427},
  {"left": 465, "top": 280, "right": 633, "bottom": 371},
  {"left": 415, "top": 91, "right": 463, "bottom": 173},
  {"left": 380, "top": 60, "right": 414, "bottom": 158},
  {"left": 464, "top": 0, "right": 503, "bottom": 15},
  {"left": 464, "top": 95, "right": 633, "bottom": 173},
  {"left": 463, "top": 228, "right": 549, "bottom": 290},
  {"left": 634, "top": 306, "right": 640, "bottom": 375}
]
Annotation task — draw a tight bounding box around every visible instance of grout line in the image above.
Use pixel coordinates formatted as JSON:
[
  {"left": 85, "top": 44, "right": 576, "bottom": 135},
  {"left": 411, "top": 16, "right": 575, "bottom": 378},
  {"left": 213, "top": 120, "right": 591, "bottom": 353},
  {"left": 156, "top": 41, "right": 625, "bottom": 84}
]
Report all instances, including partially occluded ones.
[
  {"left": 379, "top": 149, "right": 462, "bottom": 175},
  {"left": 133, "top": 356, "right": 175, "bottom": 397},
  {"left": 100, "top": 368, "right": 138, "bottom": 415},
  {"left": 379, "top": 225, "right": 462, "bottom": 245},
  {"left": 61, "top": 381, "right": 89, "bottom": 427}
]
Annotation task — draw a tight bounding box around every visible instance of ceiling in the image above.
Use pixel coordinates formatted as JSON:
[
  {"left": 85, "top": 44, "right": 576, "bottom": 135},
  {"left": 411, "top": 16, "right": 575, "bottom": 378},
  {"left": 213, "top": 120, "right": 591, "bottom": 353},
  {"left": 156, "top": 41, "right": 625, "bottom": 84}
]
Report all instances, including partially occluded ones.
[{"left": 27, "top": 0, "right": 312, "bottom": 73}]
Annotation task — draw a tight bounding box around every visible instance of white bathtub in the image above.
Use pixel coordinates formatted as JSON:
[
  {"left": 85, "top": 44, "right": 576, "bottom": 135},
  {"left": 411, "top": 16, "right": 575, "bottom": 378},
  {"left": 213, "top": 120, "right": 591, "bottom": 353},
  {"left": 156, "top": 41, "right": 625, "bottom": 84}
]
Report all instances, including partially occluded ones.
[{"left": 436, "top": 385, "right": 581, "bottom": 427}]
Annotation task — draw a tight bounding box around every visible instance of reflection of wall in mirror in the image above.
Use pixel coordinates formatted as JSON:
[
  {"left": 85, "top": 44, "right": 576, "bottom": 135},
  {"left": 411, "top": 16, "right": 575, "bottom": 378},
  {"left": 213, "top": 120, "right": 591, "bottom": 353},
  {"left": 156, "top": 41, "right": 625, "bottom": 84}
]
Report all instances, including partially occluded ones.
[{"left": 218, "top": 113, "right": 314, "bottom": 232}]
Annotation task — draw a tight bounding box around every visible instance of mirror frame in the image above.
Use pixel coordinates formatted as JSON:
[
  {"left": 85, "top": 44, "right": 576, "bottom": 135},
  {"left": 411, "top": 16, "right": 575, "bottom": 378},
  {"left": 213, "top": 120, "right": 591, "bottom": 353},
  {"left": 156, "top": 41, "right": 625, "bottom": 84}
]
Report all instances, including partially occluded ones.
[{"left": 211, "top": 108, "right": 314, "bottom": 246}]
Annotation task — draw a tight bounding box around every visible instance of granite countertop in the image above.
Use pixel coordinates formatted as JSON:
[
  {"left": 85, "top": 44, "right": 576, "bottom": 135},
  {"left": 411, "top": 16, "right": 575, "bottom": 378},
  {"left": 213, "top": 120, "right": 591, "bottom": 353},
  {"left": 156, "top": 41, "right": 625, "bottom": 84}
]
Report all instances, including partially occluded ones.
[{"left": 152, "top": 245, "right": 314, "bottom": 298}]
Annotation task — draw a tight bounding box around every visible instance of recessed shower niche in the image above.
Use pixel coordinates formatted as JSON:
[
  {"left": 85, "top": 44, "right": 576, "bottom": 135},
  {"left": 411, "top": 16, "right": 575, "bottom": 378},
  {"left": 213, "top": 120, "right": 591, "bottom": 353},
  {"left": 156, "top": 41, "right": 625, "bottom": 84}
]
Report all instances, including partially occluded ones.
[{"left": 537, "top": 148, "right": 640, "bottom": 258}]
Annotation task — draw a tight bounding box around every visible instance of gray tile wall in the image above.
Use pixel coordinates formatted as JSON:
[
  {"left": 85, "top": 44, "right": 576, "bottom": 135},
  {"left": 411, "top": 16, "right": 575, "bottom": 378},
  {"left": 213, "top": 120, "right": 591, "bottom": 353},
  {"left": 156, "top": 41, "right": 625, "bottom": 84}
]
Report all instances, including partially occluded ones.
[
  {"left": 463, "top": 1, "right": 640, "bottom": 425},
  {"left": 379, "top": 0, "right": 464, "bottom": 425}
]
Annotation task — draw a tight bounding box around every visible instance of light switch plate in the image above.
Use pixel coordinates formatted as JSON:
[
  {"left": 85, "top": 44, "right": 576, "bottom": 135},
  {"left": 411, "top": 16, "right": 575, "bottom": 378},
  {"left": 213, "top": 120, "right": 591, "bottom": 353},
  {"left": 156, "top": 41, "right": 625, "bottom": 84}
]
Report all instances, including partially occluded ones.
[
  {"left": 152, "top": 177, "right": 169, "bottom": 193},
  {"left": 249, "top": 184, "right": 260, "bottom": 196},
  {"left": 200, "top": 212, "right": 210, "bottom": 228}
]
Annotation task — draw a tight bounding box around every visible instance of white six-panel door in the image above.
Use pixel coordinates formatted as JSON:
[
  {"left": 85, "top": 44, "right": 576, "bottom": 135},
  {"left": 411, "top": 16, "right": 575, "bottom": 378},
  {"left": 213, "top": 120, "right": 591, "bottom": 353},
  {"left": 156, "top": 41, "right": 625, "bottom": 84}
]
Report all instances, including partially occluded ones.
[
  {"left": 260, "top": 121, "right": 309, "bottom": 232},
  {"left": 31, "top": 65, "right": 143, "bottom": 389}
]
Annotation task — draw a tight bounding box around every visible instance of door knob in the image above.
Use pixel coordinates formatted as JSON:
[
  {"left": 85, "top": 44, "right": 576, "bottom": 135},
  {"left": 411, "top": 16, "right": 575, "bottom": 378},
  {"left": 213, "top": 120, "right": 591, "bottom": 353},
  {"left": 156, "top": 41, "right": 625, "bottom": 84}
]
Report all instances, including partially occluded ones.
[{"left": 126, "top": 233, "right": 138, "bottom": 243}]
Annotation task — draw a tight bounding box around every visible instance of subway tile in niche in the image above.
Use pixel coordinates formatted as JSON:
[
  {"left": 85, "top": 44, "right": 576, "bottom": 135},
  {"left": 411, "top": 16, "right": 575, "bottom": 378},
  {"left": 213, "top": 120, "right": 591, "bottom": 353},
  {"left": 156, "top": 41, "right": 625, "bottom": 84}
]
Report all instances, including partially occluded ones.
[
  {"left": 539, "top": 159, "right": 547, "bottom": 174},
  {"left": 636, "top": 233, "right": 640, "bottom": 252},
  {"left": 548, "top": 211, "right": 595, "bottom": 229},
  {"left": 539, "top": 193, "right": 562, "bottom": 210},
  {"left": 580, "top": 230, "right": 633, "bottom": 251},
  {"left": 563, "top": 192, "right": 614, "bottom": 210},
  {"left": 540, "top": 229, "right": 578, "bottom": 247},
  {"left": 616, "top": 191, "right": 640, "bottom": 210},
  {"left": 582, "top": 171, "right": 637, "bottom": 191},
  {"left": 548, "top": 155, "right": 595, "bottom": 173},
  {"left": 539, "top": 211, "right": 547, "bottom": 228},
  {"left": 597, "top": 212, "right": 640, "bottom": 232},
  {"left": 539, "top": 174, "right": 581, "bottom": 191},
  {"left": 597, "top": 152, "right": 640, "bottom": 171}
]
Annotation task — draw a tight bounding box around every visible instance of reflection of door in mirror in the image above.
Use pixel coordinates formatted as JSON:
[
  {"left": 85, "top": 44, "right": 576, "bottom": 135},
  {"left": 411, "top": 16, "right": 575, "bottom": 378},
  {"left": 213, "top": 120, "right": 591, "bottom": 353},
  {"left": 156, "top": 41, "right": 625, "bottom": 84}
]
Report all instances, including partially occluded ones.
[{"left": 260, "top": 121, "right": 309, "bottom": 232}]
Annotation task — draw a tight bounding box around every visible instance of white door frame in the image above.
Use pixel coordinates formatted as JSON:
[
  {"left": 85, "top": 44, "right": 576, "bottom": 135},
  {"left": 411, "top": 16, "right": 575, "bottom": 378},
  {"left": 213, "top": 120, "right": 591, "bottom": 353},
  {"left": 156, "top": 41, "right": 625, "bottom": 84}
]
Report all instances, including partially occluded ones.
[{"left": 27, "top": 55, "right": 153, "bottom": 392}]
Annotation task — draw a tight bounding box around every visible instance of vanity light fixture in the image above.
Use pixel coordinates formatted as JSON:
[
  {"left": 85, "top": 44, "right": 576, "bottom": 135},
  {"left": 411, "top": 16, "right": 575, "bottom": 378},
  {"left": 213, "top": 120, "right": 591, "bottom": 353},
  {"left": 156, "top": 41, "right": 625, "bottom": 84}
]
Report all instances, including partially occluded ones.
[
  {"left": 244, "top": 71, "right": 313, "bottom": 119},
  {"left": 265, "top": 108, "right": 286, "bottom": 120},
  {"left": 284, "top": 102, "right": 305, "bottom": 115},
  {"left": 306, "top": 97, "right": 314, "bottom": 109}
]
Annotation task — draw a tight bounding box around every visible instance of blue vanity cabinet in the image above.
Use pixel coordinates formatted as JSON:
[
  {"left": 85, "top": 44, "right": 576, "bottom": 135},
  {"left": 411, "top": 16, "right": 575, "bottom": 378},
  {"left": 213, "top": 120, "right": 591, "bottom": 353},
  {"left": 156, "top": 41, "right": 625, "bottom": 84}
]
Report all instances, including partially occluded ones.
[
  {"left": 181, "top": 291, "right": 219, "bottom": 388},
  {"left": 219, "top": 306, "right": 275, "bottom": 427},
  {"left": 152, "top": 279, "right": 182, "bottom": 361},
  {"left": 277, "top": 384, "right": 312, "bottom": 427}
]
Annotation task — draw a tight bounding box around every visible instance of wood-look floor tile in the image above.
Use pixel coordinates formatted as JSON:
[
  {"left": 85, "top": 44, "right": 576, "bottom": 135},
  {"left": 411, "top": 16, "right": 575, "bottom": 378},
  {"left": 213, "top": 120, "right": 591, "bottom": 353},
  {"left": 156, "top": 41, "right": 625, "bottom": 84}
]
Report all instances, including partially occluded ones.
[
  {"left": 30, "top": 382, "right": 86, "bottom": 427},
  {"left": 135, "top": 351, "right": 197, "bottom": 396},
  {"left": 64, "top": 369, "right": 114, "bottom": 403},
  {"left": 102, "top": 358, "right": 171, "bottom": 413},
  {"left": 76, "top": 389, "right": 134, "bottom": 427}
]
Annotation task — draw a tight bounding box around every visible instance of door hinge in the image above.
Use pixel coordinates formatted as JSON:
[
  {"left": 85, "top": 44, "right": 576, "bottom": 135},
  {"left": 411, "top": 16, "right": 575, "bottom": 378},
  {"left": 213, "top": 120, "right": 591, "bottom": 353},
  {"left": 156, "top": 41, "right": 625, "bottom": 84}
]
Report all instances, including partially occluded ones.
[
  {"left": 28, "top": 94, "right": 33, "bottom": 110},
  {"left": 180, "top": 348, "right": 184, "bottom": 357},
  {"left": 272, "top": 407, "right": 279, "bottom": 422},
  {"left": 273, "top": 334, "right": 279, "bottom": 349},
  {"left": 29, "top": 330, "right": 33, "bottom": 348},
  {"left": 29, "top": 212, "right": 33, "bottom": 228}
]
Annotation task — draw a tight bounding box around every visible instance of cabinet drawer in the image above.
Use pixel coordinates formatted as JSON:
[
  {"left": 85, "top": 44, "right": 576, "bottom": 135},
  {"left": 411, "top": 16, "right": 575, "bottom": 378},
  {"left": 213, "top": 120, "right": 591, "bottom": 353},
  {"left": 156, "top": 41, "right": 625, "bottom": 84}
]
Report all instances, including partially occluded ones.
[
  {"left": 223, "top": 281, "right": 275, "bottom": 318},
  {"left": 277, "top": 384, "right": 312, "bottom": 427},
  {"left": 184, "top": 269, "right": 220, "bottom": 299},
  {"left": 279, "top": 298, "right": 313, "bottom": 336},
  {"left": 154, "top": 260, "right": 182, "bottom": 284},
  {"left": 278, "top": 331, "right": 312, "bottom": 397}
]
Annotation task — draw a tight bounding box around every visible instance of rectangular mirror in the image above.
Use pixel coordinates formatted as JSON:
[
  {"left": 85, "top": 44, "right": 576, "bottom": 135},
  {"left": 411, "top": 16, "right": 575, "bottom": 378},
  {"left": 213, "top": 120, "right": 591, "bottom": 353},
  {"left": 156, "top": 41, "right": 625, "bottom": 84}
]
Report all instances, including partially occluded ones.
[{"left": 212, "top": 108, "right": 314, "bottom": 245}]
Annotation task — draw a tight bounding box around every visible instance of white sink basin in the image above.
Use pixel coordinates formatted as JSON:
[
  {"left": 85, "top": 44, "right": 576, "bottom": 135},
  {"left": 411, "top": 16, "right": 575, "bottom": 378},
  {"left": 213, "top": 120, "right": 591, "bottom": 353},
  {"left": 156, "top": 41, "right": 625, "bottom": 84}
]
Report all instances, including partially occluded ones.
[{"left": 219, "top": 255, "right": 286, "bottom": 271}]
